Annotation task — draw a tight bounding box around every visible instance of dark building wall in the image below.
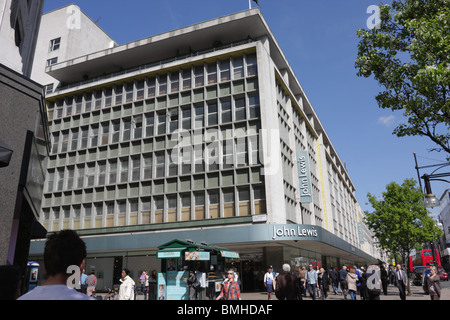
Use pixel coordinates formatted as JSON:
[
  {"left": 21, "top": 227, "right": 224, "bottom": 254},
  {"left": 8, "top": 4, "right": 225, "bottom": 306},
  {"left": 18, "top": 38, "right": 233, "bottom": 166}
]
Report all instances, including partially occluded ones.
[{"left": 0, "top": 63, "right": 48, "bottom": 265}]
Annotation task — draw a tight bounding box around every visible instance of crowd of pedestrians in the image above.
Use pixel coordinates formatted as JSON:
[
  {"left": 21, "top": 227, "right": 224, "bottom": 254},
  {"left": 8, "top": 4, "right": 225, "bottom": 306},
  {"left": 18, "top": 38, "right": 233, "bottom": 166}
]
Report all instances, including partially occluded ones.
[{"left": 261, "top": 262, "right": 434, "bottom": 301}]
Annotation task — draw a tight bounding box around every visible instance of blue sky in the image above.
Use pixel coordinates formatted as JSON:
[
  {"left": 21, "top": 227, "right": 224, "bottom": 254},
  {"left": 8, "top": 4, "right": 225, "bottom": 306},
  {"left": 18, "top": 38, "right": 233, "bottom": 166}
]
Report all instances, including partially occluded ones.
[{"left": 43, "top": 0, "right": 449, "bottom": 216}]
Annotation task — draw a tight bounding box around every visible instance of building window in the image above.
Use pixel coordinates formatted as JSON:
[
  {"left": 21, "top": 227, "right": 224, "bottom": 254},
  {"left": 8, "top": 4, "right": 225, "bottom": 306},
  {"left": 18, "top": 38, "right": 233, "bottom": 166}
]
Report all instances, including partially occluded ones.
[
  {"left": 183, "top": 69, "right": 191, "bottom": 90},
  {"left": 247, "top": 54, "right": 258, "bottom": 76},
  {"left": 158, "top": 76, "right": 167, "bottom": 96},
  {"left": 233, "top": 57, "right": 244, "bottom": 79},
  {"left": 207, "top": 101, "right": 218, "bottom": 126},
  {"left": 194, "top": 66, "right": 204, "bottom": 88},
  {"left": 44, "top": 84, "right": 54, "bottom": 95},
  {"left": 207, "top": 63, "right": 217, "bottom": 85},
  {"left": 170, "top": 73, "right": 179, "bottom": 93},
  {"left": 47, "top": 57, "right": 58, "bottom": 67},
  {"left": 221, "top": 98, "right": 232, "bottom": 123},
  {"left": 147, "top": 78, "right": 156, "bottom": 97},
  {"left": 49, "top": 38, "right": 61, "bottom": 52},
  {"left": 220, "top": 60, "right": 230, "bottom": 82},
  {"left": 223, "top": 189, "right": 235, "bottom": 217}
]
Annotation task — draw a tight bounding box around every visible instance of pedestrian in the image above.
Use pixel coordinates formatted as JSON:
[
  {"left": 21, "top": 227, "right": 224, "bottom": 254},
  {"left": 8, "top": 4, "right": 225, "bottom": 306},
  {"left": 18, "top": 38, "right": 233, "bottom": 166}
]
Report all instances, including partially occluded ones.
[
  {"left": 380, "top": 265, "right": 388, "bottom": 295},
  {"left": 144, "top": 271, "right": 149, "bottom": 300},
  {"left": 299, "top": 266, "right": 307, "bottom": 297},
  {"left": 328, "top": 266, "right": 339, "bottom": 294},
  {"left": 275, "top": 264, "right": 300, "bottom": 300},
  {"left": 293, "top": 266, "right": 303, "bottom": 300},
  {"left": 394, "top": 264, "right": 408, "bottom": 300},
  {"left": 425, "top": 266, "right": 441, "bottom": 300},
  {"left": 18, "top": 230, "right": 93, "bottom": 300},
  {"left": 389, "top": 265, "right": 395, "bottom": 286},
  {"left": 118, "top": 268, "right": 135, "bottom": 300},
  {"left": 264, "top": 266, "right": 275, "bottom": 300},
  {"left": 305, "top": 264, "right": 318, "bottom": 300},
  {"left": 318, "top": 267, "right": 329, "bottom": 299},
  {"left": 346, "top": 268, "right": 359, "bottom": 300},
  {"left": 79, "top": 269, "right": 88, "bottom": 294},
  {"left": 195, "top": 263, "right": 207, "bottom": 300},
  {"left": 148, "top": 270, "right": 157, "bottom": 300},
  {"left": 140, "top": 271, "right": 147, "bottom": 297},
  {"left": 0, "top": 265, "right": 22, "bottom": 300},
  {"left": 86, "top": 271, "right": 97, "bottom": 297},
  {"left": 186, "top": 270, "right": 199, "bottom": 300},
  {"left": 360, "top": 268, "right": 370, "bottom": 300},
  {"left": 216, "top": 269, "right": 241, "bottom": 300},
  {"left": 338, "top": 265, "right": 348, "bottom": 299}
]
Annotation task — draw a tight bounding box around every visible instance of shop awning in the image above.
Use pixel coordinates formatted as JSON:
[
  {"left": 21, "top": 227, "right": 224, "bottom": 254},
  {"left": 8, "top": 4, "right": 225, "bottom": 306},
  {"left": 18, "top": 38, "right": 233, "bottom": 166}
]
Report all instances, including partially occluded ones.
[
  {"left": 0, "top": 140, "right": 13, "bottom": 168},
  {"left": 157, "top": 239, "right": 240, "bottom": 259}
]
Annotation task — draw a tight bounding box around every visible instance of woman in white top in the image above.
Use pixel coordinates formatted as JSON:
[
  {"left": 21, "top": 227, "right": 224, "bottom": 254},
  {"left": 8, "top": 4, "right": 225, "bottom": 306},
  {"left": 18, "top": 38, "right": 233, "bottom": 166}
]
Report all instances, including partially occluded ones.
[{"left": 119, "top": 268, "right": 135, "bottom": 300}]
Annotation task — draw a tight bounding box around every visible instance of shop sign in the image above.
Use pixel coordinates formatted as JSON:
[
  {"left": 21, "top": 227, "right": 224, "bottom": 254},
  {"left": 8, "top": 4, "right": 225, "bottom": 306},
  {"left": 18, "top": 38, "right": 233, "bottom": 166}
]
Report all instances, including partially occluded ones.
[
  {"left": 271, "top": 225, "right": 319, "bottom": 240},
  {"left": 297, "top": 151, "right": 312, "bottom": 203},
  {"left": 221, "top": 251, "right": 240, "bottom": 258},
  {"left": 157, "top": 251, "right": 182, "bottom": 259},
  {"left": 185, "top": 251, "right": 210, "bottom": 261}
]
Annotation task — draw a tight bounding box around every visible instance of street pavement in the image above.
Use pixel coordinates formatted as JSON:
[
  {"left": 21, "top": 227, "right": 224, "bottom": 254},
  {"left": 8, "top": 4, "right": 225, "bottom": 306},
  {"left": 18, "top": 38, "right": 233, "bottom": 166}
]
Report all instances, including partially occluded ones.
[
  {"left": 239, "top": 280, "right": 450, "bottom": 300},
  {"left": 110, "top": 280, "right": 449, "bottom": 301}
]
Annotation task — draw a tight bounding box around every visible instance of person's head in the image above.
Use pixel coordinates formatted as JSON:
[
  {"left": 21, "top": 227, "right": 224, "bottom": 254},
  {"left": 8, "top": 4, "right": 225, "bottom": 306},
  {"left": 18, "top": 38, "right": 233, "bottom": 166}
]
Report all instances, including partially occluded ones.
[
  {"left": 0, "top": 265, "right": 22, "bottom": 300},
  {"left": 44, "top": 230, "right": 86, "bottom": 278},
  {"left": 309, "top": 264, "right": 313, "bottom": 270},
  {"left": 430, "top": 266, "right": 437, "bottom": 275},
  {"left": 226, "top": 269, "right": 235, "bottom": 280},
  {"left": 396, "top": 264, "right": 402, "bottom": 270},
  {"left": 282, "top": 264, "right": 291, "bottom": 272},
  {"left": 268, "top": 265, "right": 273, "bottom": 272},
  {"left": 342, "top": 265, "right": 347, "bottom": 270},
  {"left": 122, "top": 268, "right": 130, "bottom": 278}
]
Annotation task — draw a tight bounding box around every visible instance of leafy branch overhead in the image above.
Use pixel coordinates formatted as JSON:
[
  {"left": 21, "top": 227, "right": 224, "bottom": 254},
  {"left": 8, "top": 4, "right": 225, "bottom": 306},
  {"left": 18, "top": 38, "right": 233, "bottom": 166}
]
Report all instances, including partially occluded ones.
[{"left": 356, "top": 0, "right": 450, "bottom": 156}]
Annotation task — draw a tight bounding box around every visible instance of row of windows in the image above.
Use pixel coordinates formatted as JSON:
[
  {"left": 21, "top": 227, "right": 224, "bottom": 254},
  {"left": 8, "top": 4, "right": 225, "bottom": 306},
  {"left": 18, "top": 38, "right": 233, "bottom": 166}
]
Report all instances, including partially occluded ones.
[
  {"left": 46, "top": 135, "right": 262, "bottom": 193},
  {"left": 50, "top": 94, "right": 261, "bottom": 155},
  {"left": 49, "top": 54, "right": 257, "bottom": 120},
  {"left": 41, "top": 185, "right": 266, "bottom": 231}
]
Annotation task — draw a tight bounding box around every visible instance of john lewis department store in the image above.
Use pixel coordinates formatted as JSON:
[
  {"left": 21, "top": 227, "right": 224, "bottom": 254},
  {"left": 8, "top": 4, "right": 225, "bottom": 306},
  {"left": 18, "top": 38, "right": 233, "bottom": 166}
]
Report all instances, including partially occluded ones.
[{"left": 28, "top": 9, "right": 379, "bottom": 290}]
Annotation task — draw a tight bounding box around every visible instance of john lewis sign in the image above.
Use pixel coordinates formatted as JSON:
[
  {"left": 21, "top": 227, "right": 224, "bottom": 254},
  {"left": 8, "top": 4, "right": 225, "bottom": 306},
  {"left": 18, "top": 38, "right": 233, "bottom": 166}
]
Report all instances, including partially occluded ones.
[
  {"left": 297, "top": 151, "right": 312, "bottom": 203},
  {"left": 271, "top": 225, "right": 319, "bottom": 240}
]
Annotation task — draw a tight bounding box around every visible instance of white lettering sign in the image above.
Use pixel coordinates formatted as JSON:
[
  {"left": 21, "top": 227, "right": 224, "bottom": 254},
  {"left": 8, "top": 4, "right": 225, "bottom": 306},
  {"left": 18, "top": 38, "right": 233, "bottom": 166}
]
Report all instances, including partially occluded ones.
[{"left": 272, "top": 225, "right": 318, "bottom": 240}]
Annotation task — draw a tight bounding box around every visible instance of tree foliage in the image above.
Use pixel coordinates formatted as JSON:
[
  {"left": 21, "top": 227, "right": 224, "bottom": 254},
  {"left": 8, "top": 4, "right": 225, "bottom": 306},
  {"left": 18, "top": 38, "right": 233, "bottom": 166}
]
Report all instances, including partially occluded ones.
[
  {"left": 364, "top": 178, "right": 442, "bottom": 264},
  {"left": 356, "top": 0, "right": 450, "bottom": 157}
]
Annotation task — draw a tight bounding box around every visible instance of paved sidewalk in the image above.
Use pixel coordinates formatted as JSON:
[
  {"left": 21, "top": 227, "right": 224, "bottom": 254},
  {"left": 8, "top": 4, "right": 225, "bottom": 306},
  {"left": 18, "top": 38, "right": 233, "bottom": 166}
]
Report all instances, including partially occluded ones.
[{"left": 240, "top": 283, "right": 450, "bottom": 300}]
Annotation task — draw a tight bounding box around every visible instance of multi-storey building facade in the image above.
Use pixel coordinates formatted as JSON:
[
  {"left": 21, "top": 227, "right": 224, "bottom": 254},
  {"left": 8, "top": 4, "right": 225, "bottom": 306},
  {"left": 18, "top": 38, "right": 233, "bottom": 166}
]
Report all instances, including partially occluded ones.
[{"left": 29, "top": 8, "right": 378, "bottom": 290}]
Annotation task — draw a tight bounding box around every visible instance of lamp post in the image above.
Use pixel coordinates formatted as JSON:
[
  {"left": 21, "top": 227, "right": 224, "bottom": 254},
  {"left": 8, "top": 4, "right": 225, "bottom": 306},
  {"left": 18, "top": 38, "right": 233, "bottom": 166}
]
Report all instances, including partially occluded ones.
[{"left": 413, "top": 153, "right": 450, "bottom": 268}]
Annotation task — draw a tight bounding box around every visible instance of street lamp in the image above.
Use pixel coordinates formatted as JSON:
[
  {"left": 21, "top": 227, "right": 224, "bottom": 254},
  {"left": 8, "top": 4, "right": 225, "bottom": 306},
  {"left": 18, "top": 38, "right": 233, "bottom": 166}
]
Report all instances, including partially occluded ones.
[{"left": 423, "top": 174, "right": 441, "bottom": 208}]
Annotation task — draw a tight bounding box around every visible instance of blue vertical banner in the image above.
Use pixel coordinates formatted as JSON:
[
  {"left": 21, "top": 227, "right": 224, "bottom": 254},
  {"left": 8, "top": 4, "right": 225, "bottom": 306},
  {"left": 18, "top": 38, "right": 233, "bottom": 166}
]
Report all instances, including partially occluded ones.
[{"left": 297, "top": 151, "right": 312, "bottom": 203}]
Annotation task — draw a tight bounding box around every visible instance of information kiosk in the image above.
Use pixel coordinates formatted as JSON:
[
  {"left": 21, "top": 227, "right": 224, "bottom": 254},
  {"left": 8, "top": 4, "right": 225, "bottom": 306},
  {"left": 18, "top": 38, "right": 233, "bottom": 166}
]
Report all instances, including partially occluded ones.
[{"left": 156, "top": 239, "right": 240, "bottom": 300}]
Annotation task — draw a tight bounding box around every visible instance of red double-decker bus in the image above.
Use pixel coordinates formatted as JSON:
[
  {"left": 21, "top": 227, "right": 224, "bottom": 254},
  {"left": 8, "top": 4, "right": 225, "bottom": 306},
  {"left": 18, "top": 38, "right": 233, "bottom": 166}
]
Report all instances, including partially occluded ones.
[{"left": 410, "top": 249, "right": 441, "bottom": 271}]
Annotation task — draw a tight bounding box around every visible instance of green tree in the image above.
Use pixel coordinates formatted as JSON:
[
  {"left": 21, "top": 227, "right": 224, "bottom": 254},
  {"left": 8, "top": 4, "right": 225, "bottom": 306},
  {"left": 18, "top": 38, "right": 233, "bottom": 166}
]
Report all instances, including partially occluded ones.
[
  {"left": 356, "top": 0, "right": 450, "bottom": 157},
  {"left": 365, "top": 178, "right": 442, "bottom": 268}
]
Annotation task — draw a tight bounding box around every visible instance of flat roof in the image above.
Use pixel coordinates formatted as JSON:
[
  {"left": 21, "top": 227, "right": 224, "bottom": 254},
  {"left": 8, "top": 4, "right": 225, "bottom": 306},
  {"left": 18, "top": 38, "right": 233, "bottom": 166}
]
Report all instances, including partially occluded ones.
[{"left": 47, "top": 9, "right": 286, "bottom": 86}]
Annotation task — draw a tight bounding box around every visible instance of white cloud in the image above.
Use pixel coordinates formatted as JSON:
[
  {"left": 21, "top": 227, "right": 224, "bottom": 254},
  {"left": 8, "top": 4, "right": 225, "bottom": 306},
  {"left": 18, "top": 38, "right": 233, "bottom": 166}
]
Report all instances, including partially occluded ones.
[{"left": 377, "top": 115, "right": 396, "bottom": 126}]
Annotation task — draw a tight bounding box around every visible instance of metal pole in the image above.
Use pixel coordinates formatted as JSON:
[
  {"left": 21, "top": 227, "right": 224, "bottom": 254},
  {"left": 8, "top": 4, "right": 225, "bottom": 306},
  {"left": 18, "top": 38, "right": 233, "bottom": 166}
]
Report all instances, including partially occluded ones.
[{"left": 414, "top": 153, "right": 423, "bottom": 192}]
